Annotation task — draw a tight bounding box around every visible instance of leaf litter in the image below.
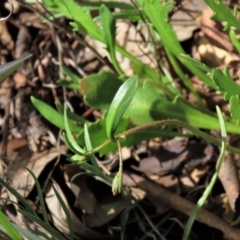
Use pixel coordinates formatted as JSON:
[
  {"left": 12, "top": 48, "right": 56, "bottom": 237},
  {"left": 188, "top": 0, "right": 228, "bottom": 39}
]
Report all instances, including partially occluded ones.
[{"left": 0, "top": 0, "right": 240, "bottom": 239}]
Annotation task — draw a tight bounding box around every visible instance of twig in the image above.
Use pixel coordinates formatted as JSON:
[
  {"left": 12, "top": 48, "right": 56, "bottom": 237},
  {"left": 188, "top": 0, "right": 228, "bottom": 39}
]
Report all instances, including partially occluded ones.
[{"left": 129, "top": 173, "right": 240, "bottom": 240}]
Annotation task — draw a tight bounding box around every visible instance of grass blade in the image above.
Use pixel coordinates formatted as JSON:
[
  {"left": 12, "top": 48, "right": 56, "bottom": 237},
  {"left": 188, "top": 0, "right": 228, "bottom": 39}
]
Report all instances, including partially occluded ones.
[
  {"left": 0, "top": 209, "right": 23, "bottom": 240},
  {"left": 182, "top": 106, "right": 227, "bottom": 240}
]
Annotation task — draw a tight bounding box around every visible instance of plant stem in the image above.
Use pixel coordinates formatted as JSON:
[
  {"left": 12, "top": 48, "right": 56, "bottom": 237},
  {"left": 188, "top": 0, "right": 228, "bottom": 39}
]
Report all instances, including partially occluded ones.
[{"left": 87, "top": 119, "right": 240, "bottom": 157}]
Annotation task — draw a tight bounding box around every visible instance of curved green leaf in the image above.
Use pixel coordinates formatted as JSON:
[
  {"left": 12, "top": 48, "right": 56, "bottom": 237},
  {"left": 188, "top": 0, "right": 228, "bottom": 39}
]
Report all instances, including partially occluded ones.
[
  {"left": 106, "top": 75, "right": 138, "bottom": 140},
  {"left": 64, "top": 107, "right": 86, "bottom": 155},
  {"left": 31, "top": 97, "right": 82, "bottom": 133}
]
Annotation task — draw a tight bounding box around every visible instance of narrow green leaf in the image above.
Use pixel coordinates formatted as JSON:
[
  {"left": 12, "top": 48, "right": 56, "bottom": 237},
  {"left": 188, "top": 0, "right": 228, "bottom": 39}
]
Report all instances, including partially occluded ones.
[
  {"left": 13, "top": 162, "right": 50, "bottom": 225},
  {"left": 100, "top": 5, "right": 115, "bottom": 54},
  {"left": 57, "top": 79, "right": 80, "bottom": 91},
  {"left": 64, "top": 107, "right": 86, "bottom": 154},
  {"left": 106, "top": 75, "right": 138, "bottom": 140},
  {"left": 84, "top": 123, "right": 98, "bottom": 168},
  {"left": 52, "top": 185, "right": 74, "bottom": 240},
  {"left": 77, "top": 118, "right": 129, "bottom": 156},
  {"left": 60, "top": 65, "right": 80, "bottom": 83},
  {"left": 204, "top": 0, "right": 240, "bottom": 30},
  {"left": 18, "top": 210, "right": 65, "bottom": 240},
  {"left": 79, "top": 1, "right": 135, "bottom": 11},
  {"left": 0, "top": 54, "right": 32, "bottom": 83},
  {"left": 182, "top": 106, "right": 227, "bottom": 240},
  {"left": 211, "top": 68, "right": 240, "bottom": 100},
  {"left": 100, "top": 5, "right": 123, "bottom": 75},
  {"left": 43, "top": 0, "right": 102, "bottom": 40},
  {"left": 56, "top": 103, "right": 86, "bottom": 126},
  {"left": 0, "top": 210, "right": 23, "bottom": 240},
  {"left": 31, "top": 97, "right": 82, "bottom": 133},
  {"left": 230, "top": 95, "right": 240, "bottom": 125},
  {"left": 179, "top": 54, "right": 212, "bottom": 73},
  {"left": 0, "top": 178, "right": 37, "bottom": 217},
  {"left": 11, "top": 223, "right": 46, "bottom": 240},
  {"left": 229, "top": 29, "right": 240, "bottom": 54}
]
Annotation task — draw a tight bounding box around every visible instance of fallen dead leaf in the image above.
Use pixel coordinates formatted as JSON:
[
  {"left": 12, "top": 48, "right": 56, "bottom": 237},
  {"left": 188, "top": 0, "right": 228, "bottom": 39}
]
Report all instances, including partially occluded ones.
[
  {"left": 218, "top": 152, "right": 240, "bottom": 212},
  {"left": 201, "top": 6, "right": 233, "bottom": 52},
  {"left": 170, "top": 0, "right": 206, "bottom": 41},
  {"left": 0, "top": 21, "right": 14, "bottom": 51},
  {"left": 45, "top": 180, "right": 109, "bottom": 239},
  {"left": 193, "top": 32, "right": 240, "bottom": 67},
  {"left": 63, "top": 165, "right": 97, "bottom": 214},
  {"left": 13, "top": 72, "right": 28, "bottom": 89},
  {"left": 82, "top": 197, "right": 128, "bottom": 228},
  {"left": 11, "top": 146, "right": 67, "bottom": 197}
]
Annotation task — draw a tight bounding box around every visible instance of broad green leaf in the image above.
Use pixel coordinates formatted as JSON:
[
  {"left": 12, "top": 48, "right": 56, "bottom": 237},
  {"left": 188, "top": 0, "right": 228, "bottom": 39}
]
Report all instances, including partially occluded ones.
[
  {"left": 79, "top": 71, "right": 122, "bottom": 109},
  {"left": 106, "top": 75, "right": 138, "bottom": 140},
  {"left": 0, "top": 210, "right": 23, "bottom": 240},
  {"left": 0, "top": 54, "right": 32, "bottom": 83},
  {"left": 211, "top": 68, "right": 240, "bottom": 100},
  {"left": 123, "top": 81, "right": 240, "bottom": 134},
  {"left": 31, "top": 97, "right": 82, "bottom": 133},
  {"left": 204, "top": 0, "right": 240, "bottom": 31}
]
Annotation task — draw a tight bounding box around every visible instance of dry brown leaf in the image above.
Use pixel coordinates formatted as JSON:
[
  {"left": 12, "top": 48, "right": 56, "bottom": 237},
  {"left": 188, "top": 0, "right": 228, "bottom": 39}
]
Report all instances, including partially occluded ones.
[
  {"left": 180, "top": 165, "right": 210, "bottom": 188},
  {"left": 82, "top": 196, "right": 127, "bottom": 228},
  {"left": 73, "top": 180, "right": 97, "bottom": 214},
  {"left": 201, "top": 6, "right": 233, "bottom": 52},
  {"left": 13, "top": 72, "right": 28, "bottom": 89},
  {"left": 63, "top": 166, "right": 97, "bottom": 214},
  {"left": 84, "top": 20, "right": 156, "bottom": 75},
  {"left": 45, "top": 180, "right": 110, "bottom": 239},
  {"left": 170, "top": 0, "right": 206, "bottom": 41},
  {"left": 0, "top": 21, "right": 14, "bottom": 50},
  {"left": 218, "top": 153, "right": 240, "bottom": 212},
  {"left": 193, "top": 33, "right": 240, "bottom": 68},
  {"left": 11, "top": 146, "right": 67, "bottom": 197}
]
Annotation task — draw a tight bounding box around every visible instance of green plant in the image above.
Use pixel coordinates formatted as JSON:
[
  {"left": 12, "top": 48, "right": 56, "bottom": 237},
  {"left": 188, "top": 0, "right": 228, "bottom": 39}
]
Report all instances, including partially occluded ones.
[{"left": 6, "top": 0, "right": 240, "bottom": 239}]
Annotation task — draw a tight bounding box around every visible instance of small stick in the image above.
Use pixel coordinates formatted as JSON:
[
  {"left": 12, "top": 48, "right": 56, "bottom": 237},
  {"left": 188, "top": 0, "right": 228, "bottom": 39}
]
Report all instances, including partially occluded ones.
[{"left": 128, "top": 173, "right": 240, "bottom": 240}]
